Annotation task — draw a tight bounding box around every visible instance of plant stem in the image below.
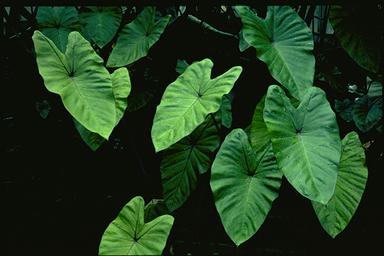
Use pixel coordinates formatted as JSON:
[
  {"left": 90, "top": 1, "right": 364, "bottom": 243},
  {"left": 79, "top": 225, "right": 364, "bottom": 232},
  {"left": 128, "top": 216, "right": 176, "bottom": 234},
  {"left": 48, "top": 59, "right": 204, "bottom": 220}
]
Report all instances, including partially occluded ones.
[{"left": 187, "top": 14, "right": 238, "bottom": 39}]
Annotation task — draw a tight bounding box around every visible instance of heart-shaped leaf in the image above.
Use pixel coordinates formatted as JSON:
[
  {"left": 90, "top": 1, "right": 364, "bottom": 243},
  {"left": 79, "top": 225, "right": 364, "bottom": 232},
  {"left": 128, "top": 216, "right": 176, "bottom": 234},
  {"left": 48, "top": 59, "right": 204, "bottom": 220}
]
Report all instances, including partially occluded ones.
[
  {"left": 80, "top": 7, "right": 122, "bottom": 48},
  {"left": 99, "top": 196, "right": 174, "bottom": 255},
  {"left": 151, "top": 58, "right": 242, "bottom": 152},
  {"left": 263, "top": 85, "right": 341, "bottom": 204},
  {"left": 329, "top": 5, "right": 384, "bottom": 73},
  {"left": 32, "top": 30, "right": 116, "bottom": 139},
  {"left": 161, "top": 114, "right": 221, "bottom": 212},
  {"left": 235, "top": 6, "right": 315, "bottom": 100},
  {"left": 211, "top": 129, "right": 283, "bottom": 246},
  {"left": 36, "top": 7, "right": 80, "bottom": 52},
  {"left": 74, "top": 68, "right": 131, "bottom": 150},
  {"left": 250, "top": 95, "right": 271, "bottom": 152},
  {"left": 352, "top": 96, "right": 383, "bottom": 132},
  {"left": 312, "top": 132, "right": 368, "bottom": 238},
  {"left": 107, "top": 7, "right": 171, "bottom": 67}
]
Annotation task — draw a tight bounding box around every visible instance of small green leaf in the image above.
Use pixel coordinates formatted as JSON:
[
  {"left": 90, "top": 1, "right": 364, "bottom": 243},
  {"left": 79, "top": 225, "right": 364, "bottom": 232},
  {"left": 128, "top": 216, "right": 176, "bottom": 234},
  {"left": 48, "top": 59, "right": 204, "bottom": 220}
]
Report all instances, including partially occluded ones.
[
  {"left": 312, "top": 132, "right": 368, "bottom": 238},
  {"left": 32, "top": 30, "right": 116, "bottom": 139},
  {"left": 36, "top": 7, "right": 80, "bottom": 52},
  {"left": 107, "top": 7, "right": 171, "bottom": 67},
  {"left": 250, "top": 95, "right": 271, "bottom": 152},
  {"left": 263, "top": 85, "right": 341, "bottom": 204},
  {"left": 334, "top": 98, "right": 354, "bottom": 123},
  {"left": 235, "top": 6, "right": 315, "bottom": 100},
  {"left": 367, "top": 77, "right": 383, "bottom": 98},
  {"left": 144, "top": 199, "right": 169, "bottom": 222},
  {"left": 80, "top": 7, "right": 122, "bottom": 48},
  {"left": 210, "top": 129, "right": 283, "bottom": 246},
  {"left": 35, "top": 100, "right": 51, "bottom": 119},
  {"left": 151, "top": 58, "right": 242, "bottom": 152},
  {"left": 175, "top": 59, "right": 189, "bottom": 74},
  {"left": 219, "top": 94, "right": 233, "bottom": 128},
  {"left": 161, "top": 114, "right": 221, "bottom": 212},
  {"left": 352, "top": 96, "right": 383, "bottom": 132},
  {"left": 99, "top": 196, "right": 174, "bottom": 255}
]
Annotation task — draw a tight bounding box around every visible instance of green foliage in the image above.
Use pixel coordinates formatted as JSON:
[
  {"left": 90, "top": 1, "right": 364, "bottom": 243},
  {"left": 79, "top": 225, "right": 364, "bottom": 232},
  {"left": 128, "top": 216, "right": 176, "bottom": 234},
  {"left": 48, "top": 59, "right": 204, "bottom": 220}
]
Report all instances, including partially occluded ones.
[
  {"left": 352, "top": 96, "right": 383, "bottom": 132},
  {"left": 312, "top": 132, "right": 368, "bottom": 238},
  {"left": 32, "top": 30, "right": 116, "bottom": 139},
  {"left": 236, "top": 5, "right": 315, "bottom": 100},
  {"left": 99, "top": 196, "right": 174, "bottom": 255},
  {"left": 263, "top": 85, "right": 341, "bottom": 204},
  {"left": 80, "top": 7, "right": 122, "bottom": 48},
  {"left": 210, "top": 129, "right": 282, "bottom": 246},
  {"left": 151, "top": 58, "right": 242, "bottom": 152},
  {"left": 250, "top": 95, "right": 271, "bottom": 152},
  {"left": 107, "top": 7, "right": 171, "bottom": 67},
  {"left": 36, "top": 7, "right": 80, "bottom": 52}
]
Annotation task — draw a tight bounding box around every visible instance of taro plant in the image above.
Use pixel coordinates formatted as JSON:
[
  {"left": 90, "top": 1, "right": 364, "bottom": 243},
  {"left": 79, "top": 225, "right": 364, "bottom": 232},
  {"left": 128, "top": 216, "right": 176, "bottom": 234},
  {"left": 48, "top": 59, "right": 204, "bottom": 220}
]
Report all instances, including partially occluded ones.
[{"left": 27, "top": 4, "right": 381, "bottom": 255}]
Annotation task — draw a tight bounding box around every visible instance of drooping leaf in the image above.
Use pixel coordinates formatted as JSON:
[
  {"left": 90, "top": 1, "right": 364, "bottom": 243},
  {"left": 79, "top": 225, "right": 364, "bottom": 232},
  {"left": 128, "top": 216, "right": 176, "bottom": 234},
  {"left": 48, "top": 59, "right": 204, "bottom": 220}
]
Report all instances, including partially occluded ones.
[
  {"left": 175, "top": 59, "right": 189, "bottom": 74},
  {"left": 161, "top": 114, "right": 221, "bottom": 212},
  {"left": 250, "top": 95, "right": 271, "bottom": 152},
  {"left": 107, "top": 7, "right": 171, "bottom": 67},
  {"left": 36, "top": 7, "right": 80, "bottom": 52},
  {"left": 312, "top": 132, "right": 368, "bottom": 238},
  {"left": 99, "top": 196, "right": 174, "bottom": 255},
  {"left": 238, "top": 30, "right": 251, "bottom": 52},
  {"left": 329, "top": 5, "right": 384, "bottom": 73},
  {"left": 32, "top": 30, "right": 116, "bottom": 139},
  {"left": 352, "top": 96, "right": 383, "bottom": 132},
  {"left": 144, "top": 199, "right": 169, "bottom": 222},
  {"left": 235, "top": 6, "right": 315, "bottom": 100},
  {"left": 210, "top": 129, "right": 283, "bottom": 246},
  {"left": 334, "top": 98, "right": 354, "bottom": 123},
  {"left": 151, "top": 58, "right": 242, "bottom": 152},
  {"left": 80, "top": 7, "right": 122, "bottom": 48},
  {"left": 74, "top": 68, "right": 131, "bottom": 150},
  {"left": 263, "top": 85, "right": 341, "bottom": 204}
]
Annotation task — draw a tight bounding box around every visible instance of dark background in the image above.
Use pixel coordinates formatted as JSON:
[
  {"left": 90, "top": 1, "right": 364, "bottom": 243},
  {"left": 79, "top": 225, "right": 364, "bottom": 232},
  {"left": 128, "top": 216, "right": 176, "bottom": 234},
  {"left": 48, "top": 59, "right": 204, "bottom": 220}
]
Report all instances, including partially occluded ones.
[{"left": 1, "top": 5, "right": 383, "bottom": 256}]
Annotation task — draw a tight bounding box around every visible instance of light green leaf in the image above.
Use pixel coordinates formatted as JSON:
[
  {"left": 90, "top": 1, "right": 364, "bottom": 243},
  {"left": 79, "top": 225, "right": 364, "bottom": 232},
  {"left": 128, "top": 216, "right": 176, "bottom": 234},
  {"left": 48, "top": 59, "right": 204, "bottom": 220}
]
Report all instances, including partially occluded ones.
[
  {"left": 312, "top": 132, "right": 368, "bottom": 238},
  {"left": 151, "top": 58, "right": 242, "bottom": 152},
  {"left": 210, "top": 129, "right": 283, "bottom": 246},
  {"left": 352, "top": 96, "right": 383, "bottom": 132},
  {"left": 250, "top": 95, "right": 271, "bottom": 152},
  {"left": 329, "top": 5, "right": 383, "bottom": 73},
  {"left": 32, "top": 30, "right": 116, "bottom": 139},
  {"left": 99, "top": 196, "right": 174, "bottom": 255},
  {"left": 107, "top": 7, "right": 171, "bottom": 67},
  {"left": 36, "top": 7, "right": 80, "bottom": 53},
  {"left": 74, "top": 67, "right": 131, "bottom": 150},
  {"left": 161, "top": 114, "right": 221, "bottom": 212},
  {"left": 80, "top": 7, "right": 122, "bottom": 48},
  {"left": 263, "top": 85, "right": 341, "bottom": 204},
  {"left": 235, "top": 6, "right": 315, "bottom": 100}
]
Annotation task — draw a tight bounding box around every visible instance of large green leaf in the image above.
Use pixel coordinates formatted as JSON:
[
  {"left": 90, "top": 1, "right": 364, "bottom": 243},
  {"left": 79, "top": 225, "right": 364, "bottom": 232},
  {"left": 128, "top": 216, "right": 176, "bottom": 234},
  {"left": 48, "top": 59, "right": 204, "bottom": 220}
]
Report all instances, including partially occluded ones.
[
  {"left": 329, "top": 5, "right": 384, "bottom": 73},
  {"left": 99, "top": 196, "right": 174, "bottom": 255},
  {"left": 32, "top": 30, "right": 116, "bottom": 139},
  {"left": 151, "top": 58, "right": 242, "bottom": 152},
  {"left": 263, "top": 85, "right": 341, "bottom": 204},
  {"left": 107, "top": 7, "right": 171, "bottom": 67},
  {"left": 312, "top": 132, "right": 368, "bottom": 238},
  {"left": 80, "top": 7, "right": 122, "bottom": 48},
  {"left": 250, "top": 95, "right": 271, "bottom": 152},
  {"left": 235, "top": 6, "right": 315, "bottom": 100},
  {"left": 352, "top": 96, "right": 383, "bottom": 132},
  {"left": 161, "top": 114, "right": 221, "bottom": 212},
  {"left": 36, "top": 7, "right": 80, "bottom": 52},
  {"left": 210, "top": 129, "right": 282, "bottom": 246},
  {"left": 74, "top": 68, "right": 131, "bottom": 150}
]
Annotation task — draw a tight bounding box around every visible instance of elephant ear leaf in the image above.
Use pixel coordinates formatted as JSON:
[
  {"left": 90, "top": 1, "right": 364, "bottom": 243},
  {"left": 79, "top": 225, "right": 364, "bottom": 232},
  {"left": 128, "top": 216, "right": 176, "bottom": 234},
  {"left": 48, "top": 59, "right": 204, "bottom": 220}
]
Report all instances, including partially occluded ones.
[
  {"left": 99, "top": 196, "right": 174, "bottom": 255},
  {"left": 32, "top": 30, "right": 116, "bottom": 140},
  {"left": 250, "top": 95, "right": 271, "bottom": 152},
  {"left": 312, "top": 132, "right": 368, "bottom": 238},
  {"left": 161, "top": 114, "right": 221, "bottom": 212},
  {"left": 107, "top": 7, "right": 171, "bottom": 67},
  {"left": 263, "top": 85, "right": 341, "bottom": 204},
  {"left": 36, "top": 7, "right": 80, "bottom": 53},
  {"left": 210, "top": 129, "right": 283, "bottom": 246},
  {"left": 352, "top": 96, "right": 383, "bottom": 133},
  {"left": 235, "top": 6, "right": 314, "bottom": 100},
  {"left": 151, "top": 58, "right": 242, "bottom": 152},
  {"left": 329, "top": 5, "right": 384, "bottom": 73},
  {"left": 80, "top": 7, "right": 122, "bottom": 48},
  {"left": 74, "top": 67, "right": 131, "bottom": 150}
]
